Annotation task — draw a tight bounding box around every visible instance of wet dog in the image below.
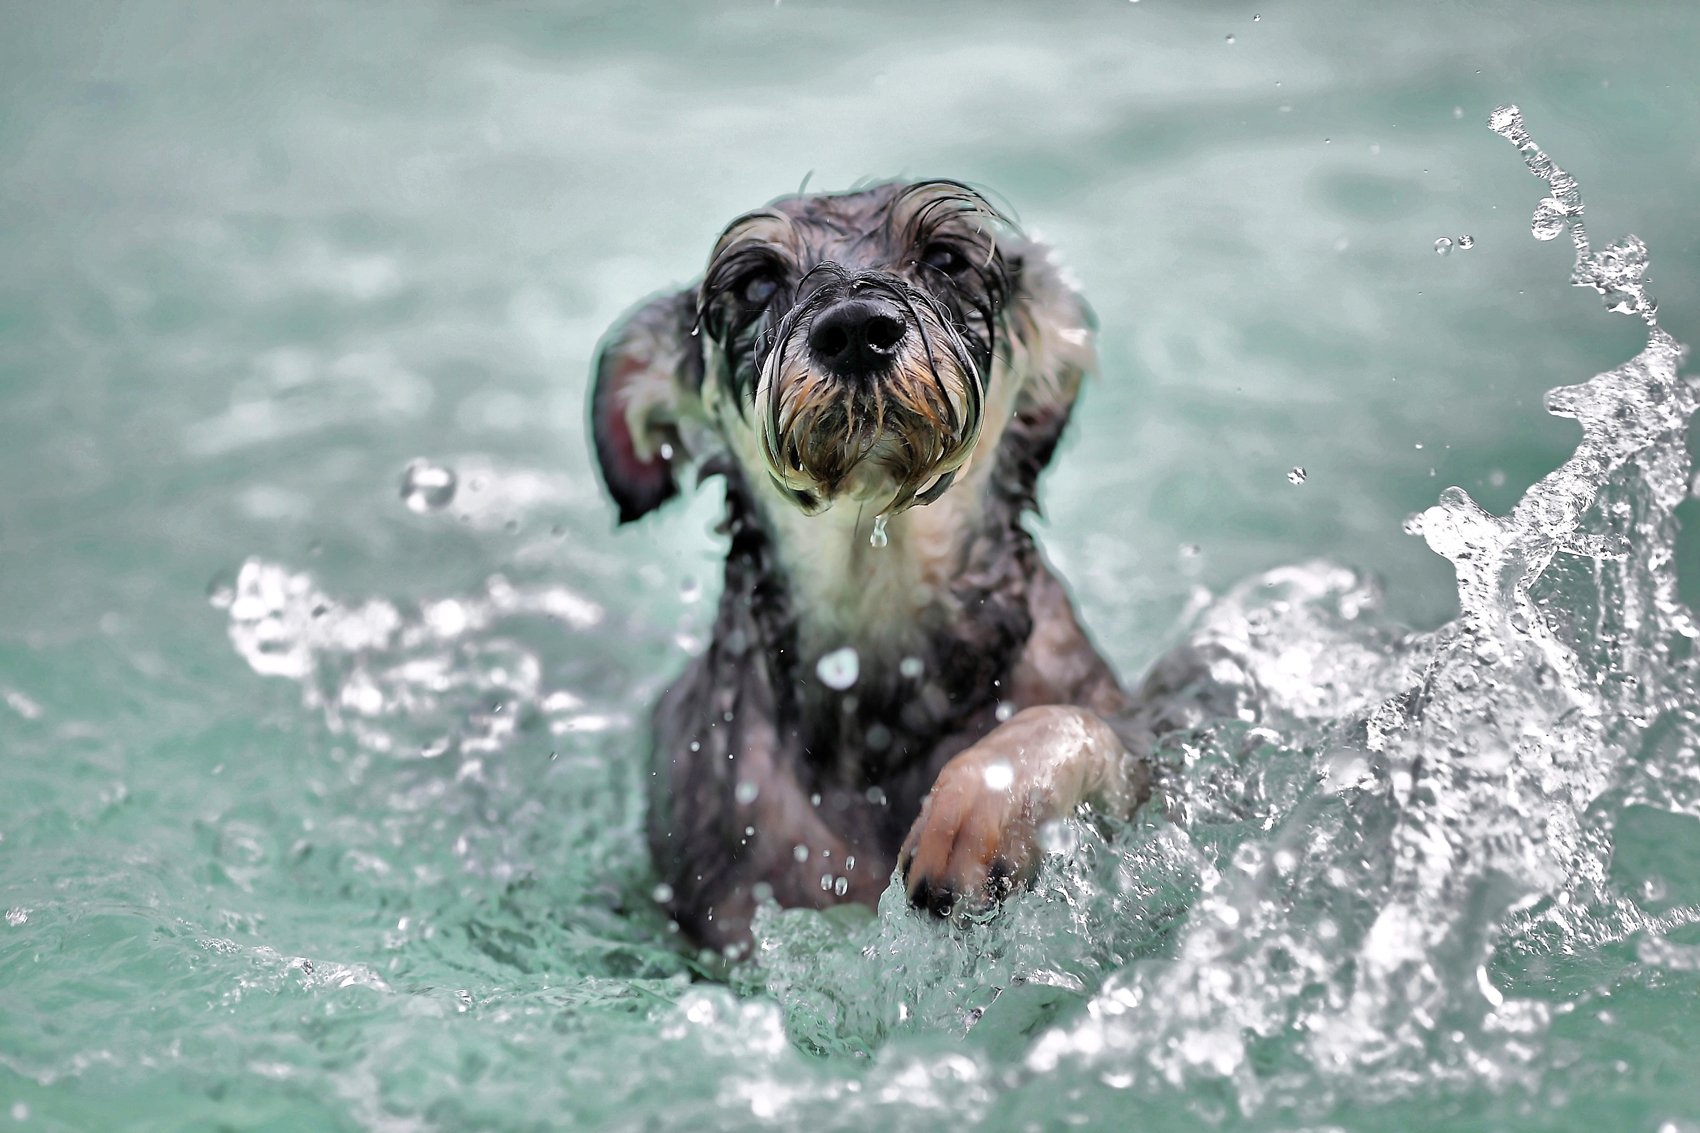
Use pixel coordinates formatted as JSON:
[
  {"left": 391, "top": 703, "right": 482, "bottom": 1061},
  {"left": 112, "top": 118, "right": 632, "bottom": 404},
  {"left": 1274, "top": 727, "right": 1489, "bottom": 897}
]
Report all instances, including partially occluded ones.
[{"left": 592, "top": 181, "right": 1190, "bottom": 955}]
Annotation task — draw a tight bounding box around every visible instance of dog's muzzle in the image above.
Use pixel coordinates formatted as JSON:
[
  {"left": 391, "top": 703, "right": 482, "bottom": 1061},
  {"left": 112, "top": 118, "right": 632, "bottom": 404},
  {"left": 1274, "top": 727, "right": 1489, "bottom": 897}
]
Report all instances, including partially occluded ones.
[{"left": 755, "top": 272, "right": 985, "bottom": 516}]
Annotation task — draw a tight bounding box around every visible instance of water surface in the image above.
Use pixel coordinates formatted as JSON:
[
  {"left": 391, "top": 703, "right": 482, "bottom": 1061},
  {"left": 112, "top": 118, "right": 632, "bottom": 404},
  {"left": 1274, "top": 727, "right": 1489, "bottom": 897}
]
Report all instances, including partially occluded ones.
[{"left": 4, "top": 3, "right": 1700, "bottom": 1130}]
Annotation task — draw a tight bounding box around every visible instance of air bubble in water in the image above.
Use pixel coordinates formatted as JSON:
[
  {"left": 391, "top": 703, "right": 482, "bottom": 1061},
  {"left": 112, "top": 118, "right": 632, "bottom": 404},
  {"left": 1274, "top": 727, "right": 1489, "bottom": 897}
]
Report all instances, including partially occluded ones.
[
  {"left": 1288, "top": 466, "right": 1307, "bottom": 485},
  {"left": 870, "top": 514, "right": 889, "bottom": 549},
  {"left": 1435, "top": 237, "right": 1454, "bottom": 256},
  {"left": 815, "top": 646, "right": 859, "bottom": 690},
  {"left": 401, "top": 460, "right": 456, "bottom": 513},
  {"left": 1458, "top": 234, "right": 1475, "bottom": 249}
]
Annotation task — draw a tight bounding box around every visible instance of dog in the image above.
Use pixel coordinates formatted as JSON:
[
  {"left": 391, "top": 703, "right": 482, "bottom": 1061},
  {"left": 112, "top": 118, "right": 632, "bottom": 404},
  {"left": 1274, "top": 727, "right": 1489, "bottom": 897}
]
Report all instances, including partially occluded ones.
[{"left": 591, "top": 181, "right": 1200, "bottom": 956}]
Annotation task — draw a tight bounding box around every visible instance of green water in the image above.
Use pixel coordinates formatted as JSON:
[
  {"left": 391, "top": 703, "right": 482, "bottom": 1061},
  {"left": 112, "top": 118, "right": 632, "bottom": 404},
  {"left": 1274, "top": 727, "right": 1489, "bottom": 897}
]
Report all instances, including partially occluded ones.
[{"left": 5, "top": 3, "right": 1700, "bottom": 1130}]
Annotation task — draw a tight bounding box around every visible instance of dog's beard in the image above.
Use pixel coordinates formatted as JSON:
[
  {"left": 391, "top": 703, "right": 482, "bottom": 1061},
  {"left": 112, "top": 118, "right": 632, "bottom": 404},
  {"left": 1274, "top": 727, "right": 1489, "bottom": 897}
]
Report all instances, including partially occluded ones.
[{"left": 755, "top": 302, "right": 984, "bottom": 516}]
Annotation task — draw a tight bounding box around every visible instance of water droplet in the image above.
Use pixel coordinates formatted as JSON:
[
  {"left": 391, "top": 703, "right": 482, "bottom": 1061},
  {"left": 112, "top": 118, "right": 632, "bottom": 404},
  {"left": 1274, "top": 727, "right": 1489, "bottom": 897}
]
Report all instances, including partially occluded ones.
[
  {"left": 5, "top": 907, "right": 28, "bottom": 927},
  {"left": 982, "top": 760, "right": 1015, "bottom": 791},
  {"left": 1179, "top": 543, "right": 1202, "bottom": 558},
  {"left": 844, "top": 855, "right": 855, "bottom": 871},
  {"left": 1452, "top": 105, "right": 1464, "bottom": 119},
  {"left": 752, "top": 881, "right": 773, "bottom": 903},
  {"left": 834, "top": 876, "right": 849, "bottom": 896},
  {"left": 816, "top": 646, "right": 859, "bottom": 690},
  {"left": 994, "top": 701, "right": 1016, "bottom": 723},
  {"left": 1253, "top": 13, "right": 1260, "bottom": 20},
  {"left": 651, "top": 883, "right": 674, "bottom": 904},
  {"left": 401, "top": 459, "right": 456, "bottom": 513},
  {"left": 1435, "top": 237, "right": 1454, "bottom": 256},
  {"left": 1288, "top": 466, "right": 1307, "bottom": 485},
  {"left": 1402, "top": 512, "right": 1426, "bottom": 536},
  {"left": 869, "top": 513, "right": 889, "bottom": 549},
  {"left": 819, "top": 873, "right": 833, "bottom": 891},
  {"left": 1531, "top": 198, "right": 1567, "bottom": 241},
  {"left": 899, "top": 656, "right": 924, "bottom": 679},
  {"left": 1458, "top": 234, "right": 1475, "bottom": 249},
  {"left": 793, "top": 844, "right": 810, "bottom": 863},
  {"left": 734, "top": 780, "right": 759, "bottom": 804},
  {"left": 1225, "top": 34, "right": 1235, "bottom": 43},
  {"left": 679, "top": 576, "right": 703, "bottom": 603}
]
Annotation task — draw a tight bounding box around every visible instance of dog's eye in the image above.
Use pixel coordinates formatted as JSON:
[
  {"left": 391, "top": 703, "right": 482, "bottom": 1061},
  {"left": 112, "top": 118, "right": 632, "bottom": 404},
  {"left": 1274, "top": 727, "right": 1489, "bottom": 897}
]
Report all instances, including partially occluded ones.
[
  {"left": 740, "top": 274, "right": 778, "bottom": 306},
  {"left": 920, "top": 243, "right": 969, "bottom": 276}
]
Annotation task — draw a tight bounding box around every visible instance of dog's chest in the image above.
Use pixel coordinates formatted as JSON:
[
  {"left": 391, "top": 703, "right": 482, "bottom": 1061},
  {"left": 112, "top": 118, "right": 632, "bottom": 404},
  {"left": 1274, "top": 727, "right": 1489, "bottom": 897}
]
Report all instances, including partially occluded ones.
[{"left": 768, "top": 489, "right": 974, "bottom": 666}]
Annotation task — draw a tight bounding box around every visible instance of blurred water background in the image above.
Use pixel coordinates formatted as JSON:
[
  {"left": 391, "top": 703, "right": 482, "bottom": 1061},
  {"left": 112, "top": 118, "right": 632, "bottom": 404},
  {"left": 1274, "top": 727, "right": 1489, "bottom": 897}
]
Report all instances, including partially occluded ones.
[{"left": 4, "top": 2, "right": 1700, "bottom": 1130}]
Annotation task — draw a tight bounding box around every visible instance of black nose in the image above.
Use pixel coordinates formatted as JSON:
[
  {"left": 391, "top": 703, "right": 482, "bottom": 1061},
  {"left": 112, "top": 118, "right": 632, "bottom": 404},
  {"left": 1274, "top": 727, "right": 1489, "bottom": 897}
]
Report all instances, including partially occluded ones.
[{"left": 806, "top": 298, "right": 908, "bottom": 377}]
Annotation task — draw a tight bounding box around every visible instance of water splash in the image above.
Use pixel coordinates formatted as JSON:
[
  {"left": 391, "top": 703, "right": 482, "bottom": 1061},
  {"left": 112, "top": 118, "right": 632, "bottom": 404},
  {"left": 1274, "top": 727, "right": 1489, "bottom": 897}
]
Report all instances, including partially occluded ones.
[
  {"left": 748, "top": 107, "right": 1698, "bottom": 1121},
  {"left": 1489, "top": 104, "right": 1660, "bottom": 325},
  {"left": 219, "top": 558, "right": 610, "bottom": 756}
]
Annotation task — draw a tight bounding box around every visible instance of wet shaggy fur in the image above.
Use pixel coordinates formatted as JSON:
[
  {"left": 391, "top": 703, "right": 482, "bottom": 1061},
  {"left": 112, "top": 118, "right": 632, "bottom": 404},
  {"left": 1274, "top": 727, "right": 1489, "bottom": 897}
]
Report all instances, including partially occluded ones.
[{"left": 591, "top": 181, "right": 1192, "bottom": 953}]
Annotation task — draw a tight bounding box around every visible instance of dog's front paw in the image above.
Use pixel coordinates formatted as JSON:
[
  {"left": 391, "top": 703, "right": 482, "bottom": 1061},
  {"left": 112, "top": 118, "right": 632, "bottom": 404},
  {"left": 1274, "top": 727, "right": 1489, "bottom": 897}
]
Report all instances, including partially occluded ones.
[{"left": 899, "top": 746, "right": 1040, "bottom": 917}]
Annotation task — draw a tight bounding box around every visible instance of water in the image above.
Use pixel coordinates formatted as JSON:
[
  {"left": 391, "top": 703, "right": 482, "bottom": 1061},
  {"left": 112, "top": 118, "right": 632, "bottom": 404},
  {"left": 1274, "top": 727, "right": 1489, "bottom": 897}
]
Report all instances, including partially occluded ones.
[{"left": 5, "top": 4, "right": 1700, "bottom": 1130}]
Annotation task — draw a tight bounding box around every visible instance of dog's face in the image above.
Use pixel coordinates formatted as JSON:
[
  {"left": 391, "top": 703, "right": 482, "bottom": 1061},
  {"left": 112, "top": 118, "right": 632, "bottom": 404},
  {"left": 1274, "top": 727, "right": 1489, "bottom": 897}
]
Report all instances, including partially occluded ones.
[
  {"left": 698, "top": 182, "right": 1006, "bottom": 516},
  {"left": 592, "top": 180, "right": 1092, "bottom": 530}
]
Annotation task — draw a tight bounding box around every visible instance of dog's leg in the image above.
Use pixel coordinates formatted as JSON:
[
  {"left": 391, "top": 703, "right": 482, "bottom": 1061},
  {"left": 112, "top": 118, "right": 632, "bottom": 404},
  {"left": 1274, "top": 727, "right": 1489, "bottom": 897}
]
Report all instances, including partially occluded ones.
[{"left": 898, "top": 705, "right": 1136, "bottom": 914}]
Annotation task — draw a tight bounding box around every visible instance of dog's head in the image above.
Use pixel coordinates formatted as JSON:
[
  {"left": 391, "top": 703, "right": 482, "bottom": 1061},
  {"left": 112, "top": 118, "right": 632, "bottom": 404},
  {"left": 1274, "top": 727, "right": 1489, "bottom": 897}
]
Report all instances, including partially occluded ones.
[{"left": 591, "top": 180, "right": 1093, "bottom": 526}]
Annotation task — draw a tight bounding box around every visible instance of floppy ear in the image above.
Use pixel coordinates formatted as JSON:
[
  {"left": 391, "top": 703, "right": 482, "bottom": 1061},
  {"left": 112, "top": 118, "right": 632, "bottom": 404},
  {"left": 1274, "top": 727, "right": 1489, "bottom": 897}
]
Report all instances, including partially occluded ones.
[
  {"left": 1001, "top": 237, "right": 1098, "bottom": 416},
  {"left": 590, "top": 287, "right": 704, "bottom": 524}
]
